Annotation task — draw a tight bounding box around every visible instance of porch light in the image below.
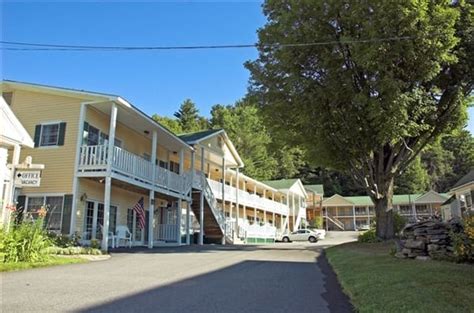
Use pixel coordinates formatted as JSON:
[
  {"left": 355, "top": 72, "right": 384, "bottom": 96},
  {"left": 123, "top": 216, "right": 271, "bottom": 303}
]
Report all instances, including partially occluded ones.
[{"left": 144, "top": 130, "right": 150, "bottom": 135}]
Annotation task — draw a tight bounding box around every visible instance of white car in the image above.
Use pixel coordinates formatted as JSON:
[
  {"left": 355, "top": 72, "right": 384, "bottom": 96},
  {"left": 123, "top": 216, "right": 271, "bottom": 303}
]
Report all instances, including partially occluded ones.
[{"left": 281, "top": 229, "right": 320, "bottom": 243}]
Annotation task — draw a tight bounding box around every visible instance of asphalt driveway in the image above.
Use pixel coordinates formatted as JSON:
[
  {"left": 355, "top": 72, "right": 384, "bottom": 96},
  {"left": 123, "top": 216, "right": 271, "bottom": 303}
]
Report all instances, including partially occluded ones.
[{"left": 1, "top": 232, "right": 358, "bottom": 313}]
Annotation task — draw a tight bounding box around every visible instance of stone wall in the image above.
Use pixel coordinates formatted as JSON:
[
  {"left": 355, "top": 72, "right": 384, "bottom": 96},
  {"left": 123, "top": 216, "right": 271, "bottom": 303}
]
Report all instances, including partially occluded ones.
[{"left": 395, "top": 219, "right": 463, "bottom": 260}]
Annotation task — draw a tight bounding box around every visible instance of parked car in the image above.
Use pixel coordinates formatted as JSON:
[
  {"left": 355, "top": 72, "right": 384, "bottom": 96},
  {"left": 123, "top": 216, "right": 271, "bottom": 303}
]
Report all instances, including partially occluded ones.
[{"left": 281, "top": 229, "right": 320, "bottom": 243}]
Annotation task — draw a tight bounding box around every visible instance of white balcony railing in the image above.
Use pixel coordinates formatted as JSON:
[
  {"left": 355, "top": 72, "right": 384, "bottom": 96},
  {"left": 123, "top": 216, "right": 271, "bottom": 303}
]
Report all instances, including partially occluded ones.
[
  {"left": 207, "top": 179, "right": 289, "bottom": 216},
  {"left": 78, "top": 145, "right": 189, "bottom": 195}
]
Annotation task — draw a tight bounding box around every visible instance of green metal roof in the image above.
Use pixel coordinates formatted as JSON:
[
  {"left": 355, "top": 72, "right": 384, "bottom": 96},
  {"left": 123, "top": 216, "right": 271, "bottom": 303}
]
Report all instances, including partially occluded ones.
[
  {"left": 262, "top": 179, "right": 299, "bottom": 190},
  {"left": 304, "top": 184, "right": 324, "bottom": 195},
  {"left": 344, "top": 196, "right": 374, "bottom": 206},
  {"left": 178, "top": 129, "right": 223, "bottom": 144},
  {"left": 333, "top": 192, "right": 448, "bottom": 206}
]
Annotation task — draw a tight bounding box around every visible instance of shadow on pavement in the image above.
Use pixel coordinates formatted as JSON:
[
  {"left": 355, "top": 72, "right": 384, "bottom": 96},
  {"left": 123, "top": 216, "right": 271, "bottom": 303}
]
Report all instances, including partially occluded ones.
[{"left": 75, "top": 257, "right": 353, "bottom": 313}]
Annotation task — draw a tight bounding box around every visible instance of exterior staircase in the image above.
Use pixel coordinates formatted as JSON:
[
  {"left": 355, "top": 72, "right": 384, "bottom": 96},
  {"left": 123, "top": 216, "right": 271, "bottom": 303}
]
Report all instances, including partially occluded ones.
[
  {"left": 190, "top": 174, "right": 234, "bottom": 244},
  {"left": 326, "top": 214, "right": 345, "bottom": 230}
]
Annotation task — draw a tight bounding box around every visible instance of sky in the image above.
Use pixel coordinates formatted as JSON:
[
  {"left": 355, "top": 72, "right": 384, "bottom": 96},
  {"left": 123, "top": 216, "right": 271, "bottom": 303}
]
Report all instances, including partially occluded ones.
[{"left": 1, "top": 1, "right": 473, "bottom": 134}]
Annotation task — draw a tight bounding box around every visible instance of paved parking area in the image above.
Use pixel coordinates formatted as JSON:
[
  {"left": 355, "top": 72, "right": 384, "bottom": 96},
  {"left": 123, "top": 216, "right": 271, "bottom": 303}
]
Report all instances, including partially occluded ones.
[{"left": 1, "top": 232, "right": 358, "bottom": 313}]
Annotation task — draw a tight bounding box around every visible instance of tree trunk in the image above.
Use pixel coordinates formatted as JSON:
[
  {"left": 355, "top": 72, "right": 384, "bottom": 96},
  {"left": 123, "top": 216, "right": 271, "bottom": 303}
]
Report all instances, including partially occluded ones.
[{"left": 373, "top": 180, "right": 395, "bottom": 240}]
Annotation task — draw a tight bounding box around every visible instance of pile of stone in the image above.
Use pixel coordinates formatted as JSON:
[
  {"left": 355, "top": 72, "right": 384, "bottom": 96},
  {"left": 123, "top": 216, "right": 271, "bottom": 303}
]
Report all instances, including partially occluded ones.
[{"left": 395, "top": 219, "right": 462, "bottom": 260}]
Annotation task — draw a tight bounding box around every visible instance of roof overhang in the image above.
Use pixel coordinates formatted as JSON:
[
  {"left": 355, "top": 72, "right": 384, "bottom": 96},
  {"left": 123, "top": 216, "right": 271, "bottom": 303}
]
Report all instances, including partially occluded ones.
[{"left": 0, "top": 95, "right": 34, "bottom": 148}]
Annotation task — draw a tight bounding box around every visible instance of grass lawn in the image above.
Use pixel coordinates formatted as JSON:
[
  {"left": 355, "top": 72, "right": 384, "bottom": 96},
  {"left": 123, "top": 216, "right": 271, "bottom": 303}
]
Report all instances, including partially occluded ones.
[
  {"left": 326, "top": 242, "right": 474, "bottom": 313},
  {"left": 0, "top": 255, "right": 87, "bottom": 272}
]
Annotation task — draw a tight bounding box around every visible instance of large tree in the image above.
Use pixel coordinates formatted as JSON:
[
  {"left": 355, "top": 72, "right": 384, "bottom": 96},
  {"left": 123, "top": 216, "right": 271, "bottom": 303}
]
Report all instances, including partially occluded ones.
[
  {"left": 210, "top": 101, "right": 278, "bottom": 180},
  {"left": 174, "top": 99, "right": 209, "bottom": 133},
  {"left": 247, "top": 0, "right": 473, "bottom": 239}
]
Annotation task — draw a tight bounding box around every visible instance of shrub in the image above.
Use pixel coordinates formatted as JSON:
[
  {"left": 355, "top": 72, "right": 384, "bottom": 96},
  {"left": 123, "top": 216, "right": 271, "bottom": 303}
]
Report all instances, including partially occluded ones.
[
  {"left": 312, "top": 216, "right": 324, "bottom": 229},
  {"left": 90, "top": 239, "right": 101, "bottom": 250},
  {"left": 450, "top": 216, "right": 474, "bottom": 263},
  {"left": 48, "top": 233, "right": 80, "bottom": 248},
  {"left": 393, "top": 213, "right": 407, "bottom": 236},
  {"left": 46, "top": 246, "right": 102, "bottom": 255},
  {"left": 1, "top": 219, "right": 52, "bottom": 263},
  {"left": 358, "top": 229, "right": 381, "bottom": 243}
]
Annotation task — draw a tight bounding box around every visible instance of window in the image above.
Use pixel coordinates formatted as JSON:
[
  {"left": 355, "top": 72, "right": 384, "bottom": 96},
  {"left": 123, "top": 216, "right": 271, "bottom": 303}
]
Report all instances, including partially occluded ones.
[
  {"left": 83, "top": 122, "right": 123, "bottom": 148},
  {"left": 399, "top": 205, "right": 412, "bottom": 214},
  {"left": 169, "top": 161, "right": 180, "bottom": 174},
  {"left": 25, "top": 195, "right": 71, "bottom": 234},
  {"left": 34, "top": 122, "right": 66, "bottom": 147},
  {"left": 40, "top": 124, "right": 59, "bottom": 146},
  {"left": 159, "top": 160, "right": 168, "bottom": 169}
]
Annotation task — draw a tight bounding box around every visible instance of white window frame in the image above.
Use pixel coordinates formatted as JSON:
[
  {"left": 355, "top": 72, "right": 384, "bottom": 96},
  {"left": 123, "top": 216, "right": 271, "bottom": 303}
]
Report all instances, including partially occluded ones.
[
  {"left": 25, "top": 194, "right": 65, "bottom": 233},
  {"left": 38, "top": 121, "right": 62, "bottom": 148}
]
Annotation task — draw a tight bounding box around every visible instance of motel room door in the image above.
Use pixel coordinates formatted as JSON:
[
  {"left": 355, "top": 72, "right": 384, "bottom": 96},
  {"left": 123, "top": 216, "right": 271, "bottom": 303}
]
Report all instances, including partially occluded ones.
[
  {"left": 127, "top": 208, "right": 149, "bottom": 246},
  {"left": 84, "top": 201, "right": 117, "bottom": 241}
]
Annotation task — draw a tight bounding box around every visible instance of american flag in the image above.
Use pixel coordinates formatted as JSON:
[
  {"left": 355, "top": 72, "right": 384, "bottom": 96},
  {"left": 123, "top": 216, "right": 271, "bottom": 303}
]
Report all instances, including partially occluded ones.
[{"left": 132, "top": 197, "right": 146, "bottom": 230}]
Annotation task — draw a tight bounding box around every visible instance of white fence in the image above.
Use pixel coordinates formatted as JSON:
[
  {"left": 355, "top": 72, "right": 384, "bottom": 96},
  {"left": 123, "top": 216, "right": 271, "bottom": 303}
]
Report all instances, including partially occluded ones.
[
  {"left": 78, "top": 145, "right": 189, "bottom": 195},
  {"left": 155, "top": 224, "right": 178, "bottom": 242},
  {"left": 207, "top": 179, "right": 289, "bottom": 215}
]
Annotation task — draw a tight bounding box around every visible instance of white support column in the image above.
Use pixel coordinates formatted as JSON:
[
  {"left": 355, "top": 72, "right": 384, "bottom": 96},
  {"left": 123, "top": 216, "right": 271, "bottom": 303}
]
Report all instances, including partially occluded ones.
[
  {"left": 186, "top": 150, "right": 195, "bottom": 245},
  {"left": 352, "top": 205, "right": 356, "bottom": 231},
  {"left": 199, "top": 146, "right": 205, "bottom": 245},
  {"left": 70, "top": 102, "right": 87, "bottom": 236},
  {"left": 177, "top": 199, "right": 182, "bottom": 244},
  {"left": 101, "top": 102, "right": 117, "bottom": 252},
  {"left": 1, "top": 144, "right": 20, "bottom": 229},
  {"left": 367, "top": 205, "right": 370, "bottom": 227},
  {"left": 272, "top": 192, "right": 275, "bottom": 226},
  {"left": 235, "top": 168, "right": 239, "bottom": 224},
  {"left": 148, "top": 130, "right": 157, "bottom": 249},
  {"left": 254, "top": 207, "right": 257, "bottom": 223},
  {"left": 292, "top": 193, "right": 295, "bottom": 230}
]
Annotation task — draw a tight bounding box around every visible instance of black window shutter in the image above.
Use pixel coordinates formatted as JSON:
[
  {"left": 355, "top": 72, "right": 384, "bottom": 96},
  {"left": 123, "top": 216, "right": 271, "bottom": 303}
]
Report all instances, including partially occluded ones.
[
  {"left": 61, "top": 194, "right": 73, "bottom": 235},
  {"left": 58, "top": 122, "right": 67, "bottom": 146},
  {"left": 33, "top": 125, "right": 42, "bottom": 147},
  {"left": 15, "top": 195, "right": 27, "bottom": 225}
]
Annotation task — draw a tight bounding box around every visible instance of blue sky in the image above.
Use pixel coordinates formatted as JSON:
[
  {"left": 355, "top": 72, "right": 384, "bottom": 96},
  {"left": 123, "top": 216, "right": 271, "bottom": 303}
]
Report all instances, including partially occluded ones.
[{"left": 1, "top": 1, "right": 473, "bottom": 133}]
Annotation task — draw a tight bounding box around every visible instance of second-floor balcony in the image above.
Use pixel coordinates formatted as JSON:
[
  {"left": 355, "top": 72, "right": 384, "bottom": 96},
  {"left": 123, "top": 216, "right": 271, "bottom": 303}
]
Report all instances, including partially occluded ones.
[
  {"left": 78, "top": 145, "right": 190, "bottom": 196},
  {"left": 206, "top": 179, "right": 289, "bottom": 216}
]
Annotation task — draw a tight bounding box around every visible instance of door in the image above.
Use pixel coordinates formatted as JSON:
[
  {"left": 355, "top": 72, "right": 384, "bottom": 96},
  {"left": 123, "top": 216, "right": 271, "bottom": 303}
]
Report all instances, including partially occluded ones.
[
  {"left": 127, "top": 209, "right": 149, "bottom": 245},
  {"left": 84, "top": 201, "right": 117, "bottom": 241}
]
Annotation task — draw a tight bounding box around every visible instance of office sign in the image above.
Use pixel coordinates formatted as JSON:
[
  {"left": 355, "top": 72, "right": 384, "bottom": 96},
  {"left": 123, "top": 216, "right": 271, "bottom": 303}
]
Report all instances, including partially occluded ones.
[{"left": 15, "top": 170, "right": 41, "bottom": 187}]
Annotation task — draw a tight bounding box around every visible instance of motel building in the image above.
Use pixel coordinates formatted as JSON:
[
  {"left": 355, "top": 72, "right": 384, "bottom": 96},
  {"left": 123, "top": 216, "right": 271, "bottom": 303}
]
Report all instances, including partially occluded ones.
[
  {"left": 0, "top": 80, "right": 307, "bottom": 251},
  {"left": 321, "top": 191, "right": 449, "bottom": 231}
]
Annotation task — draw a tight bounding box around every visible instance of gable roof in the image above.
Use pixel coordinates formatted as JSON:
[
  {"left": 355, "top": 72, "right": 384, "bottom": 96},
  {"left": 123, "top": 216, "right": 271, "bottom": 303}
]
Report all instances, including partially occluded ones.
[
  {"left": 304, "top": 184, "right": 324, "bottom": 195},
  {"left": 1, "top": 80, "right": 192, "bottom": 151},
  {"left": 262, "top": 179, "right": 299, "bottom": 190},
  {"left": 0, "top": 96, "right": 34, "bottom": 147},
  {"left": 322, "top": 191, "right": 448, "bottom": 207},
  {"left": 179, "top": 129, "right": 244, "bottom": 168},
  {"left": 178, "top": 129, "right": 224, "bottom": 144},
  {"left": 322, "top": 194, "right": 355, "bottom": 206},
  {"left": 451, "top": 169, "right": 474, "bottom": 190}
]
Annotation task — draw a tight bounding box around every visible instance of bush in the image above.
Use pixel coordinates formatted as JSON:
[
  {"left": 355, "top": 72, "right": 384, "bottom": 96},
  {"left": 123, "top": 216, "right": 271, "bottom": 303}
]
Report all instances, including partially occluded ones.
[
  {"left": 312, "top": 216, "right": 324, "bottom": 229},
  {"left": 48, "top": 233, "right": 81, "bottom": 248},
  {"left": 450, "top": 216, "right": 474, "bottom": 263},
  {"left": 1, "top": 219, "right": 52, "bottom": 263},
  {"left": 90, "top": 239, "right": 101, "bottom": 250},
  {"left": 393, "top": 213, "right": 407, "bottom": 235},
  {"left": 358, "top": 229, "right": 381, "bottom": 243},
  {"left": 46, "top": 246, "right": 102, "bottom": 256}
]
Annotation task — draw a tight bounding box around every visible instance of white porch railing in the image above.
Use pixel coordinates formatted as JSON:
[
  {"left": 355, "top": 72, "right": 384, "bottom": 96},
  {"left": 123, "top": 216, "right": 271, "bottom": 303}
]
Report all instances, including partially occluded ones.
[
  {"left": 78, "top": 145, "right": 190, "bottom": 195},
  {"left": 207, "top": 179, "right": 290, "bottom": 216},
  {"left": 156, "top": 224, "right": 178, "bottom": 242}
]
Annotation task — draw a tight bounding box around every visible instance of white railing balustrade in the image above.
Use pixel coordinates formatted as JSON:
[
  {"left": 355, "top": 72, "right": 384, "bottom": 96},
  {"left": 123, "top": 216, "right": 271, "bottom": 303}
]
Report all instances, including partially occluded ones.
[
  {"left": 206, "top": 178, "right": 289, "bottom": 215},
  {"left": 79, "top": 145, "right": 108, "bottom": 169},
  {"left": 156, "top": 224, "right": 178, "bottom": 242},
  {"left": 78, "top": 145, "right": 190, "bottom": 195}
]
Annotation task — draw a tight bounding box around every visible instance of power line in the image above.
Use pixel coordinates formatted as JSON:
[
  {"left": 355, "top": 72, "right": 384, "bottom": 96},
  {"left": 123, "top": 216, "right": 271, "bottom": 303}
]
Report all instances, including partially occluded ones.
[{"left": 0, "top": 36, "right": 415, "bottom": 51}]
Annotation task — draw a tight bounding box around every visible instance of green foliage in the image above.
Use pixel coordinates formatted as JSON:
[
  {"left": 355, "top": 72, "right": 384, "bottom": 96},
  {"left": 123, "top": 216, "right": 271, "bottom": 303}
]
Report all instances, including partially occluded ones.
[
  {"left": 48, "top": 232, "right": 81, "bottom": 248},
  {"left": 247, "top": 0, "right": 473, "bottom": 238},
  {"left": 311, "top": 216, "right": 323, "bottom": 229},
  {"left": 1, "top": 219, "right": 51, "bottom": 263},
  {"left": 90, "top": 239, "right": 100, "bottom": 250},
  {"left": 395, "top": 157, "right": 430, "bottom": 194},
  {"left": 210, "top": 101, "right": 278, "bottom": 180},
  {"left": 450, "top": 216, "right": 474, "bottom": 263},
  {"left": 358, "top": 229, "right": 381, "bottom": 243},
  {"left": 393, "top": 213, "right": 407, "bottom": 235},
  {"left": 46, "top": 246, "right": 102, "bottom": 256},
  {"left": 174, "top": 99, "right": 209, "bottom": 133},
  {"left": 151, "top": 114, "right": 183, "bottom": 134}
]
